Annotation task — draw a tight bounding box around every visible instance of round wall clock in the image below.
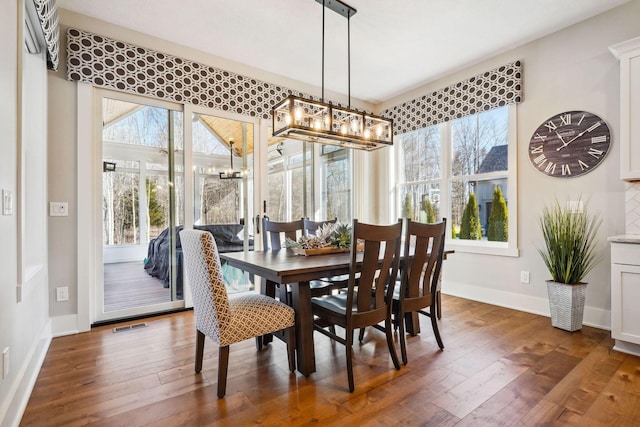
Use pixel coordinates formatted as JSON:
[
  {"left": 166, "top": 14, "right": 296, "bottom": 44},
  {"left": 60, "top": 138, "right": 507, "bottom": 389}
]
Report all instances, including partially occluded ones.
[{"left": 528, "top": 110, "right": 611, "bottom": 178}]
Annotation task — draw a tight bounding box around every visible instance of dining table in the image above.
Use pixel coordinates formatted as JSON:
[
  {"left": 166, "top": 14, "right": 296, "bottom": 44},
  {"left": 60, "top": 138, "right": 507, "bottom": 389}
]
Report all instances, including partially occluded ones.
[{"left": 219, "top": 247, "right": 453, "bottom": 376}]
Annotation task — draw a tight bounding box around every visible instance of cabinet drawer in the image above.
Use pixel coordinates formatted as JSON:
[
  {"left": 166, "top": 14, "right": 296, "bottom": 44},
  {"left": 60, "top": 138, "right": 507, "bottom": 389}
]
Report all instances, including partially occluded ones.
[{"left": 611, "top": 242, "right": 640, "bottom": 265}]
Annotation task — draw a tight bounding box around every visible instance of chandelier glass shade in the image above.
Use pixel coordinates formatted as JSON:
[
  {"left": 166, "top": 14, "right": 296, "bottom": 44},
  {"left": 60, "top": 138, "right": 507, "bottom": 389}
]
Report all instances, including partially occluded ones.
[{"left": 271, "top": 0, "right": 393, "bottom": 151}]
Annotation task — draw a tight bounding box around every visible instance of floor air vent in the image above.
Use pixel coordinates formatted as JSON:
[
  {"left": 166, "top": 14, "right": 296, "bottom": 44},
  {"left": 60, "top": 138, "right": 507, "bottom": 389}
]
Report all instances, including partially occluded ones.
[{"left": 112, "top": 322, "right": 148, "bottom": 333}]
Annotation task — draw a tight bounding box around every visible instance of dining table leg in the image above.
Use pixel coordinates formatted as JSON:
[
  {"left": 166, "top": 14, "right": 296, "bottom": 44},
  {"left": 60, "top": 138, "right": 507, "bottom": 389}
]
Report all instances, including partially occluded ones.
[
  {"left": 404, "top": 312, "right": 421, "bottom": 335},
  {"left": 290, "top": 281, "right": 315, "bottom": 376}
]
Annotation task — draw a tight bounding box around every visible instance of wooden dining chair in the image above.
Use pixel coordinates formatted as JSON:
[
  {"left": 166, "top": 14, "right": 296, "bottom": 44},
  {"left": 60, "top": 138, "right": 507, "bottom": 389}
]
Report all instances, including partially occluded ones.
[
  {"left": 179, "top": 229, "right": 296, "bottom": 398},
  {"left": 302, "top": 217, "right": 337, "bottom": 236},
  {"left": 302, "top": 217, "right": 348, "bottom": 297},
  {"left": 394, "top": 218, "right": 447, "bottom": 364},
  {"left": 311, "top": 219, "right": 403, "bottom": 392},
  {"left": 262, "top": 216, "right": 304, "bottom": 251},
  {"left": 261, "top": 216, "right": 304, "bottom": 304}
]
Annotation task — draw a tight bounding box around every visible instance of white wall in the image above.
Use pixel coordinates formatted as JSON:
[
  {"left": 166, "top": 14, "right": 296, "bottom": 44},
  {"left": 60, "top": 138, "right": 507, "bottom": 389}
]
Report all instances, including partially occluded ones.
[
  {"left": 47, "top": 2, "right": 640, "bottom": 333},
  {"left": 379, "top": 1, "right": 640, "bottom": 327},
  {"left": 0, "top": 1, "right": 52, "bottom": 426}
]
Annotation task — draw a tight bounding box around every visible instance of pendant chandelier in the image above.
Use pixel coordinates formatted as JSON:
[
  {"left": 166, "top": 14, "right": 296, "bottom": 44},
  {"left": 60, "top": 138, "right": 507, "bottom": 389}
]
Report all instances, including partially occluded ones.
[
  {"left": 272, "top": 0, "right": 393, "bottom": 151},
  {"left": 219, "top": 140, "right": 245, "bottom": 180}
]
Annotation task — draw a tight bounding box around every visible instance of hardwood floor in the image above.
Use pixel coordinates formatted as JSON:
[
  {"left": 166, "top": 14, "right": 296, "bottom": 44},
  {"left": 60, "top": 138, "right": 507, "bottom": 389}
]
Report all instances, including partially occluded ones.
[{"left": 21, "top": 295, "right": 640, "bottom": 426}]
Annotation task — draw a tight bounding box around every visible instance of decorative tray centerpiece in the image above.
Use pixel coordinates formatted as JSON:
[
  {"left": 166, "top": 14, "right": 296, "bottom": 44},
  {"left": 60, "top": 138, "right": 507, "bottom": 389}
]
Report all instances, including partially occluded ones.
[{"left": 286, "top": 222, "right": 354, "bottom": 256}]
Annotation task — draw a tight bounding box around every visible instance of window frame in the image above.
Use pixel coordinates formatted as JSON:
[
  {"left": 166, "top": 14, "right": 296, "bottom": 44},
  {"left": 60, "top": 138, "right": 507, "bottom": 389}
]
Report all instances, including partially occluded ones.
[{"left": 395, "top": 104, "right": 518, "bottom": 257}]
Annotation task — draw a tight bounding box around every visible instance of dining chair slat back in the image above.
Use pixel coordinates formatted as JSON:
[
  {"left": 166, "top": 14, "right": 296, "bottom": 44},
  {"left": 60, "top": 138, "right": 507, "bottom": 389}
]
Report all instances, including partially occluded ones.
[
  {"left": 303, "top": 217, "right": 345, "bottom": 297},
  {"left": 311, "top": 219, "right": 403, "bottom": 392},
  {"left": 395, "top": 218, "right": 447, "bottom": 364},
  {"left": 262, "top": 216, "right": 304, "bottom": 251},
  {"left": 303, "top": 217, "right": 337, "bottom": 236}
]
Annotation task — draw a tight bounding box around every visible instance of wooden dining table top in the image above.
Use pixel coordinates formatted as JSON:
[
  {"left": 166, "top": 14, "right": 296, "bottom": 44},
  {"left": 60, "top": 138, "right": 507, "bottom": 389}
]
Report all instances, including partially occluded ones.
[
  {"left": 219, "top": 247, "right": 454, "bottom": 280},
  {"left": 219, "top": 249, "right": 354, "bottom": 284}
]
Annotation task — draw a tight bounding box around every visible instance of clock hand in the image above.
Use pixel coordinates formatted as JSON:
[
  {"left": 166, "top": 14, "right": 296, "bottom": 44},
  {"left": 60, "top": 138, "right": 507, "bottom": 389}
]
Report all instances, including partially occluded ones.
[
  {"left": 555, "top": 131, "right": 567, "bottom": 144},
  {"left": 556, "top": 130, "right": 586, "bottom": 151}
]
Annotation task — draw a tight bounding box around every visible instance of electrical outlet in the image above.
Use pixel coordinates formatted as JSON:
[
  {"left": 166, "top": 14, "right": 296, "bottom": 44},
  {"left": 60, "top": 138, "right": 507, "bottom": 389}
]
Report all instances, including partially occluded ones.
[
  {"left": 520, "top": 271, "right": 530, "bottom": 284},
  {"left": 2, "top": 347, "right": 9, "bottom": 379},
  {"left": 56, "top": 286, "right": 69, "bottom": 302},
  {"left": 49, "top": 202, "right": 69, "bottom": 217}
]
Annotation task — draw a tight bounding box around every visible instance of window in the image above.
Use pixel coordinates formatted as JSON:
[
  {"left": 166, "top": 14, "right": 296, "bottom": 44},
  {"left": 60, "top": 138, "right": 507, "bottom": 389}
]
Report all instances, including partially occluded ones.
[
  {"left": 396, "top": 105, "right": 518, "bottom": 256},
  {"left": 266, "top": 140, "right": 311, "bottom": 221},
  {"left": 265, "top": 141, "right": 352, "bottom": 225},
  {"left": 320, "top": 146, "right": 352, "bottom": 223}
]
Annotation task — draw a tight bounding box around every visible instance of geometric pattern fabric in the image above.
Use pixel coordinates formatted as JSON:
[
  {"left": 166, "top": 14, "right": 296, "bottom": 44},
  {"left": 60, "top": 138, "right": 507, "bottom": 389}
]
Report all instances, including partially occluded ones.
[
  {"left": 179, "top": 230, "right": 294, "bottom": 347},
  {"left": 32, "top": 0, "right": 60, "bottom": 70},
  {"left": 381, "top": 60, "right": 522, "bottom": 134},
  {"left": 66, "top": 28, "right": 522, "bottom": 135},
  {"left": 67, "top": 28, "right": 337, "bottom": 120}
]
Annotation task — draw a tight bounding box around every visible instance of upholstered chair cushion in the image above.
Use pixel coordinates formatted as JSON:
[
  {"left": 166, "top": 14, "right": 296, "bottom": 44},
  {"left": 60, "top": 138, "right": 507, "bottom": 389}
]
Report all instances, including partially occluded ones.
[{"left": 180, "top": 230, "right": 294, "bottom": 347}]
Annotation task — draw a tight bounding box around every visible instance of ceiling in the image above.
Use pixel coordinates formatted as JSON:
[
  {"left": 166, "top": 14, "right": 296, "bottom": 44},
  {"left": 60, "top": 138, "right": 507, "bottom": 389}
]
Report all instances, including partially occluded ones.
[{"left": 58, "top": 0, "right": 629, "bottom": 104}]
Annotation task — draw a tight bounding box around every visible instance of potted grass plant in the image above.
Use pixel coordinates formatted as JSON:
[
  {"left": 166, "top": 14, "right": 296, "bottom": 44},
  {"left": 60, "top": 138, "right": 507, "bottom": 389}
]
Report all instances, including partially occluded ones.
[{"left": 538, "top": 198, "right": 602, "bottom": 331}]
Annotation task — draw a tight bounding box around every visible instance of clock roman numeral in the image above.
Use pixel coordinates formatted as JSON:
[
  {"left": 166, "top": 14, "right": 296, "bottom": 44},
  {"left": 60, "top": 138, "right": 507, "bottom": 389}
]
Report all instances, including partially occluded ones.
[
  {"left": 544, "top": 121, "right": 557, "bottom": 131},
  {"left": 579, "top": 160, "right": 589, "bottom": 171},
  {"left": 559, "top": 114, "right": 571, "bottom": 126},
  {"left": 561, "top": 164, "right": 571, "bottom": 176},
  {"left": 586, "top": 122, "right": 601, "bottom": 132},
  {"left": 533, "top": 153, "right": 547, "bottom": 166},
  {"left": 576, "top": 114, "right": 586, "bottom": 125},
  {"left": 530, "top": 145, "right": 543, "bottom": 154},
  {"left": 591, "top": 135, "right": 607, "bottom": 143},
  {"left": 544, "top": 161, "right": 556, "bottom": 175},
  {"left": 588, "top": 147, "right": 604, "bottom": 158},
  {"left": 534, "top": 133, "right": 547, "bottom": 142}
]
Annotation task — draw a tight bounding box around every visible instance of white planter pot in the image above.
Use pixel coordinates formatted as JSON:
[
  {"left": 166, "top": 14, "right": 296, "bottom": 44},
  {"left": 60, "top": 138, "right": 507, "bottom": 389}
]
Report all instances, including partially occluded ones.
[{"left": 546, "top": 280, "right": 587, "bottom": 332}]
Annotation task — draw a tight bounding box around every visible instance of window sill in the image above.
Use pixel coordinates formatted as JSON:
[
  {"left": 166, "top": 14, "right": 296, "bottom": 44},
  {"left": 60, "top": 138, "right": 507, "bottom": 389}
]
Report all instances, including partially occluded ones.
[{"left": 446, "top": 239, "right": 519, "bottom": 257}]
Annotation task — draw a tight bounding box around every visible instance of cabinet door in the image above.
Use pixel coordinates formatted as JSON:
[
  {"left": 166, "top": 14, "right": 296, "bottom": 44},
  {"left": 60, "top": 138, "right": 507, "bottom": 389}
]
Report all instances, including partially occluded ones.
[
  {"left": 610, "top": 37, "right": 640, "bottom": 180},
  {"left": 611, "top": 263, "right": 640, "bottom": 344}
]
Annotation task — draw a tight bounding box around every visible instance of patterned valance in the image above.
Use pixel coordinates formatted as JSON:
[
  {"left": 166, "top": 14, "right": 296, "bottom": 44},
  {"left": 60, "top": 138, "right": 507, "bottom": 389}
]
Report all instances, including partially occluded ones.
[
  {"left": 381, "top": 61, "right": 522, "bottom": 135},
  {"left": 32, "top": 0, "right": 59, "bottom": 71},
  {"left": 66, "top": 28, "right": 521, "bottom": 134},
  {"left": 66, "top": 28, "right": 332, "bottom": 120}
]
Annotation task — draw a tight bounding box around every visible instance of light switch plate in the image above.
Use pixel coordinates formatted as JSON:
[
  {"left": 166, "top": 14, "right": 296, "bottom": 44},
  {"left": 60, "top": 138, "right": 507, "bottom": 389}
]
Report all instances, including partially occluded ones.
[
  {"left": 49, "top": 202, "right": 69, "bottom": 217},
  {"left": 2, "top": 189, "right": 13, "bottom": 215}
]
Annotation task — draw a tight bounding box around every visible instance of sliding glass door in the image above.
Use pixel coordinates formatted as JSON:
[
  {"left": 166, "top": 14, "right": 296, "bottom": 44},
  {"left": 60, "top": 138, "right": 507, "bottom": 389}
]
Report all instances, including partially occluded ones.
[
  {"left": 191, "top": 112, "right": 255, "bottom": 293},
  {"left": 95, "top": 91, "right": 349, "bottom": 323},
  {"left": 100, "top": 96, "right": 184, "bottom": 321}
]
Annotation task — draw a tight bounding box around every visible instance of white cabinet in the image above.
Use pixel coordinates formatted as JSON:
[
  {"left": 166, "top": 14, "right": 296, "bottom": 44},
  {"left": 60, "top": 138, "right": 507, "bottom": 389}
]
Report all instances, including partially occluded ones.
[
  {"left": 610, "top": 37, "right": 640, "bottom": 181},
  {"left": 610, "top": 241, "right": 640, "bottom": 356}
]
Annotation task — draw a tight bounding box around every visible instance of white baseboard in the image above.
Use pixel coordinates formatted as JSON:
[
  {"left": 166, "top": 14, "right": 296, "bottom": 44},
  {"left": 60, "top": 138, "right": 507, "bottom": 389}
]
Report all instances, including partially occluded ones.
[
  {"left": 443, "top": 280, "right": 611, "bottom": 331},
  {"left": 613, "top": 340, "right": 640, "bottom": 357},
  {"left": 51, "top": 314, "right": 80, "bottom": 337},
  {"left": 0, "top": 319, "right": 51, "bottom": 427}
]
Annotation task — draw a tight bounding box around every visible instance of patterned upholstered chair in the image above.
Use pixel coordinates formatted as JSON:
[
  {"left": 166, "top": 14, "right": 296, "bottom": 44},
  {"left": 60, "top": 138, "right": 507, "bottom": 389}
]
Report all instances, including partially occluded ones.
[{"left": 179, "top": 229, "right": 296, "bottom": 398}]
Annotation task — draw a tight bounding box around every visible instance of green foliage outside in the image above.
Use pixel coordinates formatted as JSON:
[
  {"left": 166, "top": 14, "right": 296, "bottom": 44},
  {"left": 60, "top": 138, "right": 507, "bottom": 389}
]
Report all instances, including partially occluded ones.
[
  {"left": 451, "top": 223, "right": 457, "bottom": 239},
  {"left": 422, "top": 198, "right": 435, "bottom": 223},
  {"left": 538, "top": 198, "right": 602, "bottom": 284},
  {"left": 401, "top": 193, "right": 414, "bottom": 219},
  {"left": 487, "top": 186, "right": 508, "bottom": 242},
  {"left": 459, "top": 193, "right": 481, "bottom": 240},
  {"left": 146, "top": 178, "right": 165, "bottom": 227}
]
